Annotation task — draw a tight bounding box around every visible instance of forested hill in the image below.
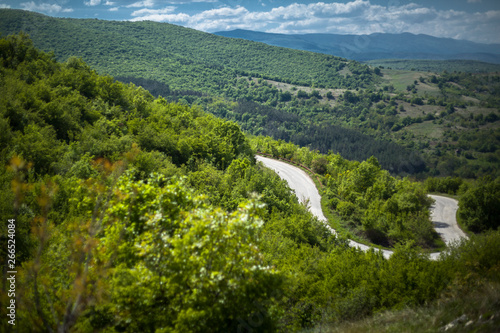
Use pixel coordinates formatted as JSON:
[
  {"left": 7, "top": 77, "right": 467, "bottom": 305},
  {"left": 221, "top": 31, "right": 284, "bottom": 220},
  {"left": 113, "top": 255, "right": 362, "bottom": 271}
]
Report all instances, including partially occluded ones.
[{"left": 0, "top": 9, "right": 375, "bottom": 92}]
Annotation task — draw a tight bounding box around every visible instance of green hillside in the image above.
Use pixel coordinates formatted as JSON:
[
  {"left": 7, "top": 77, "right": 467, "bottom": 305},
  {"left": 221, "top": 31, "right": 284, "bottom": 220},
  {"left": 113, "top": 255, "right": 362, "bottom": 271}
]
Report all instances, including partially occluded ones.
[
  {"left": 0, "top": 9, "right": 374, "bottom": 92},
  {"left": 1, "top": 9, "right": 426, "bottom": 176},
  {"left": 1, "top": 34, "right": 500, "bottom": 333}
]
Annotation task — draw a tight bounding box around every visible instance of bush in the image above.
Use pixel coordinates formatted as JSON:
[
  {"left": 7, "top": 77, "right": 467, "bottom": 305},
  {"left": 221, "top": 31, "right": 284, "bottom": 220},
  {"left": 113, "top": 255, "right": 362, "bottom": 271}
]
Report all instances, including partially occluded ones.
[
  {"left": 458, "top": 177, "right": 500, "bottom": 232},
  {"left": 311, "top": 157, "right": 328, "bottom": 175}
]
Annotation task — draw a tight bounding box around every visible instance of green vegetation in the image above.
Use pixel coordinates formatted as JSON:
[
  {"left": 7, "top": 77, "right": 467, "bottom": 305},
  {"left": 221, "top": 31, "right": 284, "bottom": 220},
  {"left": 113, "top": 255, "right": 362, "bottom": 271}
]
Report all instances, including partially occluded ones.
[
  {"left": 0, "top": 9, "right": 424, "bottom": 176},
  {"left": 425, "top": 176, "right": 464, "bottom": 195},
  {"left": 1, "top": 31, "right": 499, "bottom": 333},
  {"left": 0, "top": 33, "right": 322, "bottom": 332},
  {"left": 458, "top": 177, "right": 500, "bottom": 233},
  {"left": 319, "top": 231, "right": 500, "bottom": 333}
]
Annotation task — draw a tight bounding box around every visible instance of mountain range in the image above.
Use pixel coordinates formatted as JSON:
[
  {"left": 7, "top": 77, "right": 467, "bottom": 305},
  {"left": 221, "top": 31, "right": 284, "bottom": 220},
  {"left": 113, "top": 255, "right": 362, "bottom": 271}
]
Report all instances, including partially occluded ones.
[{"left": 214, "top": 29, "right": 500, "bottom": 64}]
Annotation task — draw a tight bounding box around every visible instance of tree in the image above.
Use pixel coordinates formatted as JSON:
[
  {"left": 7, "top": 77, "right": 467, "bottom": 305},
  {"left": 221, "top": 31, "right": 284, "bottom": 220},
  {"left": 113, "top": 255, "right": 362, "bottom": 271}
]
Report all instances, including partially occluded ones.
[
  {"left": 107, "top": 174, "right": 282, "bottom": 332},
  {"left": 12, "top": 124, "right": 62, "bottom": 175},
  {"left": 311, "top": 157, "right": 328, "bottom": 175},
  {"left": 297, "top": 90, "right": 309, "bottom": 99},
  {"left": 17, "top": 170, "right": 282, "bottom": 332},
  {"left": 279, "top": 91, "right": 292, "bottom": 102}
]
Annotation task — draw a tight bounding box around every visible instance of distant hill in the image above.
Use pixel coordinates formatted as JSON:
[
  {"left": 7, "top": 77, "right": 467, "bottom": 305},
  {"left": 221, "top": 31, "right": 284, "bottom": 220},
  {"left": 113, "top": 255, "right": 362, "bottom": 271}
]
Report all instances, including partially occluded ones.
[{"left": 214, "top": 29, "right": 500, "bottom": 65}]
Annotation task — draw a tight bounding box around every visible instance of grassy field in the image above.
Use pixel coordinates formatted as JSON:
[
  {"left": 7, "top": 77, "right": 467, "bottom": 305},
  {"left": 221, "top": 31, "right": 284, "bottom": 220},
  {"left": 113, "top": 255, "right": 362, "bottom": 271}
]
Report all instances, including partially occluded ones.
[
  {"left": 407, "top": 121, "right": 444, "bottom": 139},
  {"left": 397, "top": 103, "right": 442, "bottom": 118},
  {"left": 379, "top": 69, "right": 433, "bottom": 91}
]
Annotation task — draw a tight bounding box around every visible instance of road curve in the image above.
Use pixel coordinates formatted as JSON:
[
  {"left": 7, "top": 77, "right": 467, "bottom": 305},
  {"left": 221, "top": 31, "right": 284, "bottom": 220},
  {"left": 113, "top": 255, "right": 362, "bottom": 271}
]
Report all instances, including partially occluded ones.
[
  {"left": 256, "top": 155, "right": 468, "bottom": 260},
  {"left": 429, "top": 195, "right": 468, "bottom": 245}
]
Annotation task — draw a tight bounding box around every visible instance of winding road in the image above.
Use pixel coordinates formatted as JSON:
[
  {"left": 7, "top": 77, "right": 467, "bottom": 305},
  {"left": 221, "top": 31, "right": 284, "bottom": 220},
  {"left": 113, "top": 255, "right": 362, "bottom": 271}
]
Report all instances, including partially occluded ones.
[{"left": 256, "top": 155, "right": 468, "bottom": 260}]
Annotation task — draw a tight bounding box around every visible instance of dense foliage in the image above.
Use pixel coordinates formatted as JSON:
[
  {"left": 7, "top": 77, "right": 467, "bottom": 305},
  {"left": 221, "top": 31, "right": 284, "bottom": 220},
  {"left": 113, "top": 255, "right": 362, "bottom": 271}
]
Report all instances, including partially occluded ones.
[
  {"left": 458, "top": 177, "right": 500, "bottom": 232},
  {"left": 2, "top": 9, "right": 499, "bottom": 180},
  {"left": 0, "top": 9, "right": 429, "bottom": 177},
  {"left": 122, "top": 67, "right": 500, "bottom": 179},
  {"left": 0, "top": 33, "right": 319, "bottom": 332},
  {"left": 1, "top": 34, "right": 499, "bottom": 333}
]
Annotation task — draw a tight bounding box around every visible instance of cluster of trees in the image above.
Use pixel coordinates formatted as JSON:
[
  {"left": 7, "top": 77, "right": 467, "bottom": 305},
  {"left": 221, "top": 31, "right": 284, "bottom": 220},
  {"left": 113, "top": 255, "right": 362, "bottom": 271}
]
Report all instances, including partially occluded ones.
[
  {"left": 1, "top": 34, "right": 500, "bottom": 332},
  {"left": 203, "top": 72, "right": 498, "bottom": 179},
  {"left": 3, "top": 9, "right": 499, "bottom": 181},
  {"left": 324, "top": 156, "right": 436, "bottom": 248},
  {"left": 0, "top": 33, "right": 321, "bottom": 331},
  {"left": 458, "top": 177, "right": 500, "bottom": 232},
  {"left": 207, "top": 99, "right": 426, "bottom": 175},
  {"left": 424, "top": 176, "right": 464, "bottom": 195}
]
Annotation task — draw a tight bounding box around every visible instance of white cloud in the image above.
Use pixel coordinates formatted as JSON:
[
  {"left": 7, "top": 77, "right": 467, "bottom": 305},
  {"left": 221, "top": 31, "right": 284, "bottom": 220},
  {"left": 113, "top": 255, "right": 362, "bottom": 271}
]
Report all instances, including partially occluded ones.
[
  {"left": 467, "top": 0, "right": 482, "bottom": 3},
  {"left": 130, "top": 12, "right": 190, "bottom": 22},
  {"left": 126, "top": 0, "right": 155, "bottom": 8},
  {"left": 109, "top": 6, "right": 119, "bottom": 11},
  {"left": 84, "top": 0, "right": 115, "bottom": 6},
  {"left": 163, "top": 0, "right": 217, "bottom": 2},
  {"left": 128, "top": 1, "right": 500, "bottom": 44},
  {"left": 0, "top": 4, "right": 11, "bottom": 8},
  {"left": 21, "top": 1, "right": 73, "bottom": 13},
  {"left": 84, "top": 0, "right": 101, "bottom": 6},
  {"left": 131, "top": 6, "right": 176, "bottom": 16}
]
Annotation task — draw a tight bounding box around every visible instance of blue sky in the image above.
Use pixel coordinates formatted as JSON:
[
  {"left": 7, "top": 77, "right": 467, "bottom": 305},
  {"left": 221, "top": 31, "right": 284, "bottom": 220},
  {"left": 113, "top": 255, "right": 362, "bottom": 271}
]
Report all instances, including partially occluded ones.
[{"left": 1, "top": 0, "right": 499, "bottom": 43}]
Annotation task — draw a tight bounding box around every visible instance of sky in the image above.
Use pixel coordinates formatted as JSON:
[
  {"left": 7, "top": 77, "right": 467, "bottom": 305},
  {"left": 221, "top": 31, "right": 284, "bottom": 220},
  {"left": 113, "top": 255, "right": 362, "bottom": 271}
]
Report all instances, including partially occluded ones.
[{"left": 1, "top": 0, "right": 500, "bottom": 44}]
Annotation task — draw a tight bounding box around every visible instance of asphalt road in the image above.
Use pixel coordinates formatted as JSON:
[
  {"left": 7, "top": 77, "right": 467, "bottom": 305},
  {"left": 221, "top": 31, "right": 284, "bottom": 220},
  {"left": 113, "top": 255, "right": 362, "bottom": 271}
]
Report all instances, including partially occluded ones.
[
  {"left": 429, "top": 194, "right": 468, "bottom": 245},
  {"left": 256, "top": 155, "right": 468, "bottom": 260}
]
